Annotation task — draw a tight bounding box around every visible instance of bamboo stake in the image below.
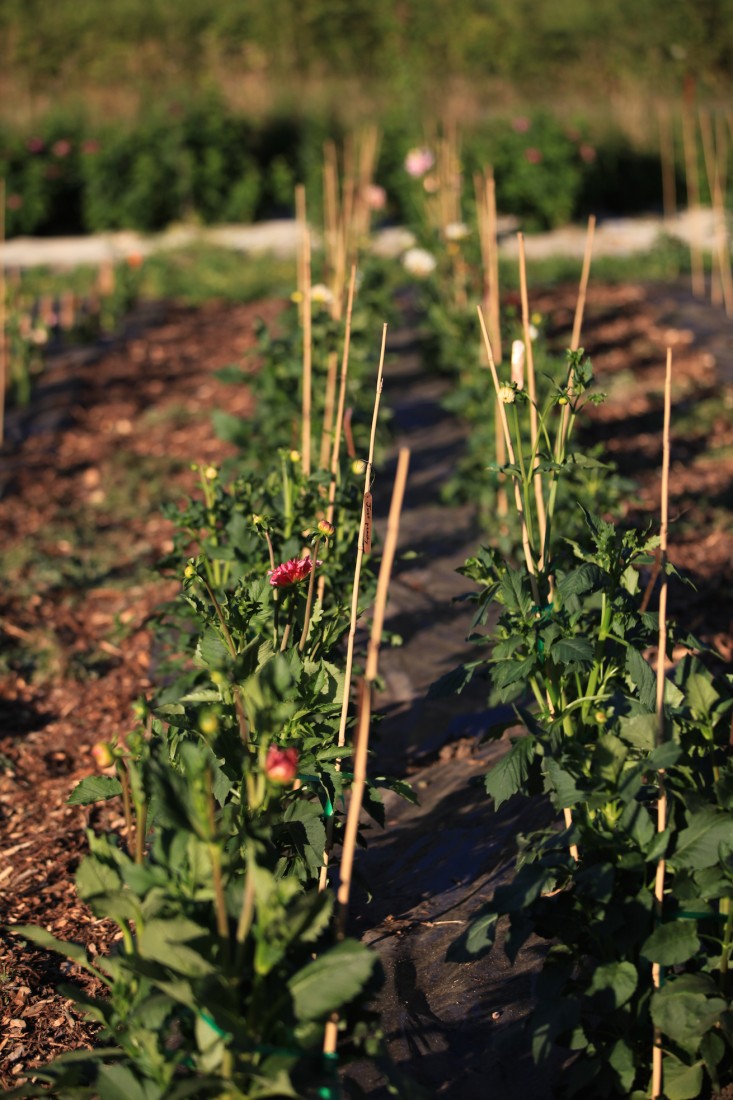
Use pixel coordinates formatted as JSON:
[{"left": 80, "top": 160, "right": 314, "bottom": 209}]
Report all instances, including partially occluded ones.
[
  {"left": 318, "top": 266, "right": 357, "bottom": 603},
  {"left": 518, "top": 233, "right": 547, "bottom": 558},
  {"left": 651, "top": 348, "right": 673, "bottom": 1100},
  {"left": 318, "top": 325, "right": 387, "bottom": 893},
  {"left": 699, "top": 109, "right": 723, "bottom": 306},
  {"left": 571, "top": 214, "right": 596, "bottom": 353},
  {"left": 301, "top": 227, "right": 313, "bottom": 475},
  {"left": 322, "top": 448, "right": 410, "bottom": 1061},
  {"left": 477, "top": 306, "right": 539, "bottom": 604},
  {"left": 295, "top": 183, "right": 307, "bottom": 326},
  {"left": 0, "top": 180, "right": 5, "bottom": 447},
  {"left": 681, "top": 106, "right": 705, "bottom": 297},
  {"left": 657, "top": 103, "right": 677, "bottom": 223},
  {"left": 486, "top": 172, "right": 502, "bottom": 365}
]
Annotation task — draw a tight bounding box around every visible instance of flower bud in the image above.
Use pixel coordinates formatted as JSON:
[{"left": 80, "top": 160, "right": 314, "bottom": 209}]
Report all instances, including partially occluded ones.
[
  {"left": 184, "top": 562, "right": 197, "bottom": 579},
  {"left": 91, "top": 741, "right": 116, "bottom": 769},
  {"left": 497, "top": 384, "right": 515, "bottom": 405},
  {"left": 199, "top": 710, "right": 219, "bottom": 737},
  {"left": 289, "top": 450, "right": 301, "bottom": 464},
  {"left": 204, "top": 466, "right": 218, "bottom": 481},
  {"left": 265, "top": 745, "right": 299, "bottom": 785},
  {"left": 352, "top": 459, "right": 367, "bottom": 476},
  {"left": 317, "top": 519, "right": 335, "bottom": 537}
]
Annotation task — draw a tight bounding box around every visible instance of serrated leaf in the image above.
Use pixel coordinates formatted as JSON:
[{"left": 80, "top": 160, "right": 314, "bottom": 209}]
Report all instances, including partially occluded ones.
[
  {"left": 485, "top": 736, "right": 536, "bottom": 808},
  {"left": 543, "top": 757, "right": 582, "bottom": 809},
  {"left": 618, "top": 712, "right": 657, "bottom": 751},
  {"left": 550, "top": 636, "right": 594, "bottom": 665},
  {"left": 288, "top": 939, "right": 376, "bottom": 1021},
  {"left": 556, "top": 563, "right": 605, "bottom": 602},
  {"left": 669, "top": 808, "right": 733, "bottom": 871},
  {"left": 67, "top": 775, "right": 123, "bottom": 806},
  {"left": 641, "top": 921, "right": 701, "bottom": 966},
  {"left": 626, "top": 648, "right": 656, "bottom": 711},
  {"left": 427, "top": 661, "right": 481, "bottom": 699}
]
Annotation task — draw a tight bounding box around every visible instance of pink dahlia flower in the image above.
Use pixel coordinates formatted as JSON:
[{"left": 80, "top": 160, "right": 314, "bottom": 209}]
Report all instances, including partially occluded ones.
[
  {"left": 265, "top": 745, "right": 299, "bottom": 785},
  {"left": 405, "top": 147, "right": 435, "bottom": 178},
  {"left": 267, "top": 556, "right": 321, "bottom": 587}
]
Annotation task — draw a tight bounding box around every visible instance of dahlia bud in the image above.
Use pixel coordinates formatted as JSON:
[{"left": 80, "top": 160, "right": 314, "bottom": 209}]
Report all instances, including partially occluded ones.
[
  {"left": 91, "top": 741, "right": 116, "bottom": 769},
  {"left": 289, "top": 450, "right": 301, "bottom": 464},
  {"left": 264, "top": 745, "right": 299, "bottom": 786},
  {"left": 199, "top": 710, "right": 219, "bottom": 737},
  {"left": 317, "top": 519, "right": 335, "bottom": 537},
  {"left": 497, "top": 384, "right": 515, "bottom": 405}
]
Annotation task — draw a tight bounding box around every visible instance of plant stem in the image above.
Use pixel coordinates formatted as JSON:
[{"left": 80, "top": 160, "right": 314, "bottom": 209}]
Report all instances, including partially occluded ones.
[
  {"left": 298, "top": 538, "right": 322, "bottom": 653},
  {"left": 117, "top": 760, "right": 134, "bottom": 857},
  {"left": 206, "top": 770, "right": 230, "bottom": 963}
]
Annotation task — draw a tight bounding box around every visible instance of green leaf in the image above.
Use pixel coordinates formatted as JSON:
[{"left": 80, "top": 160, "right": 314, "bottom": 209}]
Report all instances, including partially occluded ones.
[
  {"left": 288, "top": 939, "right": 376, "bottom": 1021},
  {"left": 618, "top": 713, "right": 657, "bottom": 751},
  {"left": 446, "top": 911, "right": 498, "bottom": 962},
  {"left": 641, "top": 921, "right": 701, "bottom": 966},
  {"left": 684, "top": 671, "right": 719, "bottom": 719},
  {"left": 669, "top": 808, "right": 733, "bottom": 871},
  {"left": 96, "top": 1064, "right": 160, "bottom": 1100},
  {"left": 550, "top": 636, "right": 594, "bottom": 665},
  {"left": 585, "top": 960, "right": 637, "bottom": 1012},
  {"left": 7, "top": 925, "right": 106, "bottom": 978},
  {"left": 652, "top": 985, "right": 726, "bottom": 1053},
  {"left": 138, "top": 919, "right": 216, "bottom": 978},
  {"left": 67, "top": 775, "right": 123, "bottom": 806},
  {"left": 556, "top": 563, "right": 605, "bottom": 602},
  {"left": 427, "top": 661, "right": 481, "bottom": 699},
  {"left": 543, "top": 757, "right": 582, "bottom": 809},
  {"left": 626, "top": 648, "right": 657, "bottom": 711},
  {"left": 485, "top": 735, "right": 536, "bottom": 808},
  {"left": 662, "top": 1058, "right": 704, "bottom": 1100},
  {"left": 196, "top": 627, "right": 231, "bottom": 669}
]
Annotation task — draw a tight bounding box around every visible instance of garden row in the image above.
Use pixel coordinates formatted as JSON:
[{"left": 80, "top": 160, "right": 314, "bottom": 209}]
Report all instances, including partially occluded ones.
[{"left": 3, "top": 149, "right": 733, "bottom": 1100}]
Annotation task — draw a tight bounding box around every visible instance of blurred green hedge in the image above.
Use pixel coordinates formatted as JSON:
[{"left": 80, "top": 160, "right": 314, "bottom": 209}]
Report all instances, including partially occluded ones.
[{"left": 0, "top": 96, "right": 676, "bottom": 237}]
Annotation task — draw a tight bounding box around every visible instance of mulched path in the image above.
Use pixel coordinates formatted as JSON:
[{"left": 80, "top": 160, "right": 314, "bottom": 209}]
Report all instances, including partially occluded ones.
[{"left": 0, "top": 278, "right": 731, "bottom": 1094}]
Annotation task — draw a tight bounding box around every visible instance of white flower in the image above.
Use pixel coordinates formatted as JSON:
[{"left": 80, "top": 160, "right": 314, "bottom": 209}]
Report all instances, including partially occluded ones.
[
  {"left": 444, "top": 221, "right": 470, "bottom": 242},
  {"left": 528, "top": 323, "right": 539, "bottom": 342},
  {"left": 310, "top": 283, "right": 333, "bottom": 306},
  {"left": 402, "top": 247, "right": 437, "bottom": 278},
  {"left": 511, "top": 340, "right": 525, "bottom": 389},
  {"left": 497, "top": 384, "right": 515, "bottom": 405}
]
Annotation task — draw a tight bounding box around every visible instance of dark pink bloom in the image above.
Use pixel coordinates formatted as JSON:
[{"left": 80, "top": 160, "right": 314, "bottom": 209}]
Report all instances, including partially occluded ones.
[
  {"left": 524, "top": 147, "right": 543, "bottom": 165},
  {"left": 265, "top": 744, "right": 299, "bottom": 785},
  {"left": 565, "top": 127, "right": 582, "bottom": 143},
  {"left": 52, "top": 139, "right": 72, "bottom": 158},
  {"left": 512, "top": 116, "right": 530, "bottom": 133},
  {"left": 82, "top": 139, "right": 101, "bottom": 155},
  {"left": 579, "top": 144, "right": 597, "bottom": 163},
  {"left": 267, "top": 556, "right": 320, "bottom": 587},
  {"left": 7, "top": 194, "right": 23, "bottom": 211},
  {"left": 26, "top": 136, "right": 45, "bottom": 154}
]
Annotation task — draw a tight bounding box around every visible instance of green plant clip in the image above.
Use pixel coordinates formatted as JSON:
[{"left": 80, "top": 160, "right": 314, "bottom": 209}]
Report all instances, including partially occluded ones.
[
  {"left": 532, "top": 603, "right": 554, "bottom": 662},
  {"left": 297, "top": 772, "right": 334, "bottom": 818},
  {"left": 199, "top": 1010, "right": 232, "bottom": 1040},
  {"left": 317, "top": 1051, "right": 341, "bottom": 1100}
]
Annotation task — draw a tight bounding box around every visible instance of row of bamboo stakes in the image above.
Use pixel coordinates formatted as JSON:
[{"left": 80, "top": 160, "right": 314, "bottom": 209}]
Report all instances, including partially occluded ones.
[{"left": 0, "top": 114, "right": 702, "bottom": 1094}]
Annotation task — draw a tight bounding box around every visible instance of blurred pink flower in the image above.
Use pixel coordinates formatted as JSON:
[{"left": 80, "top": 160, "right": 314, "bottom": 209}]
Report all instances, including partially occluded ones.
[
  {"left": 364, "top": 183, "right": 387, "bottom": 210},
  {"left": 52, "top": 139, "right": 72, "bottom": 158},
  {"left": 405, "top": 147, "right": 434, "bottom": 178},
  {"left": 524, "top": 147, "right": 543, "bottom": 165},
  {"left": 7, "top": 194, "right": 23, "bottom": 211},
  {"left": 565, "top": 127, "right": 582, "bottom": 142},
  {"left": 82, "top": 139, "right": 101, "bottom": 155},
  {"left": 265, "top": 744, "right": 299, "bottom": 785},
  {"left": 512, "top": 116, "right": 531, "bottom": 133},
  {"left": 26, "top": 136, "right": 45, "bottom": 154},
  {"left": 579, "top": 144, "right": 597, "bottom": 163},
  {"left": 268, "top": 556, "right": 320, "bottom": 587}
]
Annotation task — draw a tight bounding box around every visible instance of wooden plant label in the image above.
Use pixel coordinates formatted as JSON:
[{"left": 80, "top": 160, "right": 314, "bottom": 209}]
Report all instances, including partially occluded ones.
[{"left": 362, "top": 492, "right": 373, "bottom": 553}]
